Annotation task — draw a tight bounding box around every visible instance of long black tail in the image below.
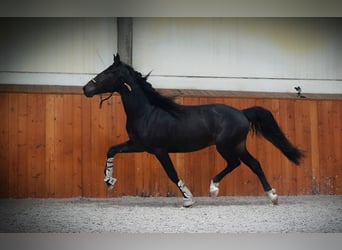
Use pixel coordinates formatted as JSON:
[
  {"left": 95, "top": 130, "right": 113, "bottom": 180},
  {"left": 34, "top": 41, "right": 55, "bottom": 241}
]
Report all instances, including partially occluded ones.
[{"left": 243, "top": 106, "right": 304, "bottom": 165}]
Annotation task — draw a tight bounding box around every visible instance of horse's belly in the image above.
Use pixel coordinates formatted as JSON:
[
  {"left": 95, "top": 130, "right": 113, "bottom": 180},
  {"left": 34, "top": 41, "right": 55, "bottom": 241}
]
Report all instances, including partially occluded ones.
[{"left": 165, "top": 133, "right": 215, "bottom": 153}]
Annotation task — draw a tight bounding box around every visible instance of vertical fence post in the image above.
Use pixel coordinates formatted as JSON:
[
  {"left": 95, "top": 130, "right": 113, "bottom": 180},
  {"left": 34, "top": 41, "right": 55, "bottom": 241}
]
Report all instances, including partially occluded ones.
[{"left": 117, "top": 17, "right": 133, "bottom": 66}]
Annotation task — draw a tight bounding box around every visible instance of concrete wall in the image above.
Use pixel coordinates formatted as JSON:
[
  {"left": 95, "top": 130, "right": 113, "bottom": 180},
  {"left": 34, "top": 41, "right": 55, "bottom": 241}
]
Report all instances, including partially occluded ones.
[
  {"left": 133, "top": 18, "right": 342, "bottom": 93},
  {"left": 0, "top": 18, "right": 117, "bottom": 85},
  {"left": 1, "top": 18, "right": 341, "bottom": 94}
]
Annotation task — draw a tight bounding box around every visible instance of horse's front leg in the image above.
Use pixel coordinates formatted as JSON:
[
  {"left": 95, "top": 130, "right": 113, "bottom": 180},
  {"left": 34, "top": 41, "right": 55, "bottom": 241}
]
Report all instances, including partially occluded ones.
[{"left": 104, "top": 140, "right": 143, "bottom": 189}]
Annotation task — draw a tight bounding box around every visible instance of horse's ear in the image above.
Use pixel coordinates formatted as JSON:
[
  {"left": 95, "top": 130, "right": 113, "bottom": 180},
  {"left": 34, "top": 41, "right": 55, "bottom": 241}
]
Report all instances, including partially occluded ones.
[
  {"left": 144, "top": 70, "right": 153, "bottom": 80},
  {"left": 114, "top": 53, "right": 121, "bottom": 64}
]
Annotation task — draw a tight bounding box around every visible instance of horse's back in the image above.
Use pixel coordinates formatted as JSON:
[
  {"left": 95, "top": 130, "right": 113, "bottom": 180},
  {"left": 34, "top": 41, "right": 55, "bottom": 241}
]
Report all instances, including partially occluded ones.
[
  {"left": 180, "top": 103, "right": 250, "bottom": 140},
  {"left": 183, "top": 103, "right": 249, "bottom": 127}
]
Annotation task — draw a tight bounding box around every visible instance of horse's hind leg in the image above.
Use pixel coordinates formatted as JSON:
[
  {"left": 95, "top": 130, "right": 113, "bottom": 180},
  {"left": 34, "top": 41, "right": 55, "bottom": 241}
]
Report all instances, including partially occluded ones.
[
  {"left": 240, "top": 150, "right": 278, "bottom": 205},
  {"left": 210, "top": 144, "right": 241, "bottom": 197}
]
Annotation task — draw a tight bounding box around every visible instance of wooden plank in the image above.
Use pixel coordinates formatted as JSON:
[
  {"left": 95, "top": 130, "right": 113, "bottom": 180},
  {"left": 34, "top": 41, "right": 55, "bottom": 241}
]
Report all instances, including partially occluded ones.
[
  {"left": 80, "top": 95, "right": 92, "bottom": 197},
  {"left": 45, "top": 94, "right": 55, "bottom": 197},
  {"left": 62, "top": 95, "right": 74, "bottom": 197},
  {"left": 300, "top": 100, "right": 313, "bottom": 194},
  {"left": 308, "top": 100, "right": 320, "bottom": 194},
  {"left": 334, "top": 100, "right": 342, "bottom": 194},
  {"left": 72, "top": 94, "right": 83, "bottom": 197},
  {"left": 326, "top": 100, "right": 336, "bottom": 195},
  {"left": 317, "top": 100, "right": 326, "bottom": 194},
  {"left": 317, "top": 101, "right": 333, "bottom": 194},
  {"left": 16, "top": 94, "right": 29, "bottom": 198},
  {"left": 8, "top": 94, "right": 19, "bottom": 197},
  {"left": 325, "top": 100, "right": 340, "bottom": 194},
  {"left": 88, "top": 97, "right": 99, "bottom": 197},
  {"left": 26, "top": 94, "right": 46, "bottom": 197},
  {"left": 0, "top": 93, "right": 10, "bottom": 197},
  {"left": 53, "top": 94, "right": 65, "bottom": 197}
]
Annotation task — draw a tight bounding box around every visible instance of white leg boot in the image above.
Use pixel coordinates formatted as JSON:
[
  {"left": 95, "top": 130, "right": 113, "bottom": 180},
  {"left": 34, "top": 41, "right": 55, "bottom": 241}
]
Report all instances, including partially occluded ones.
[
  {"left": 266, "top": 188, "right": 278, "bottom": 205},
  {"left": 210, "top": 180, "right": 219, "bottom": 197},
  {"left": 104, "top": 158, "right": 117, "bottom": 190},
  {"left": 178, "top": 180, "right": 195, "bottom": 207}
]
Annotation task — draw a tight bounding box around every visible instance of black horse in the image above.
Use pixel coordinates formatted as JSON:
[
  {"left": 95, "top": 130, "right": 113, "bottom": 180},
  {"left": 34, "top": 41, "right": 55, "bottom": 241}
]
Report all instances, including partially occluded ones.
[{"left": 83, "top": 54, "right": 304, "bottom": 207}]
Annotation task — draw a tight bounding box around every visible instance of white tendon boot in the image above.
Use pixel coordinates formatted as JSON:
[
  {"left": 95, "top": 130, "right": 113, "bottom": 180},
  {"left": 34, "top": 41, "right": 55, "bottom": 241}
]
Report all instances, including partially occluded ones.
[
  {"left": 104, "top": 158, "right": 117, "bottom": 190},
  {"left": 177, "top": 180, "right": 195, "bottom": 207},
  {"left": 209, "top": 180, "right": 219, "bottom": 197},
  {"left": 266, "top": 188, "right": 278, "bottom": 205}
]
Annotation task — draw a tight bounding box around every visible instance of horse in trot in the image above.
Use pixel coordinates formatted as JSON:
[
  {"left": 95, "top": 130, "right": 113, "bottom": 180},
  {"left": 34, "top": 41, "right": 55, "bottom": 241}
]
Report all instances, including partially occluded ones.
[{"left": 83, "top": 54, "right": 304, "bottom": 207}]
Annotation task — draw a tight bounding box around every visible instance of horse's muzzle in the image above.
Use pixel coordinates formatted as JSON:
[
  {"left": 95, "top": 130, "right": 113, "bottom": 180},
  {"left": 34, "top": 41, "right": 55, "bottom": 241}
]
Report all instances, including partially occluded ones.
[{"left": 83, "top": 84, "right": 96, "bottom": 97}]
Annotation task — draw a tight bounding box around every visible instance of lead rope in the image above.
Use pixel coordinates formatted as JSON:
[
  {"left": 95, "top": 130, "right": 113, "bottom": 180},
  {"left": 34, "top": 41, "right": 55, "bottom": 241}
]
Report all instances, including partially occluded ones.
[
  {"left": 99, "top": 93, "right": 113, "bottom": 109},
  {"left": 98, "top": 82, "right": 132, "bottom": 109}
]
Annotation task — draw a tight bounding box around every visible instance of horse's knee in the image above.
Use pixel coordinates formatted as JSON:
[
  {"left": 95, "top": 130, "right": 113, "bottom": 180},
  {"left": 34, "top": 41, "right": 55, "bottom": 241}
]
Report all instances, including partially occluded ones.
[
  {"left": 106, "top": 145, "right": 122, "bottom": 158},
  {"left": 107, "top": 148, "right": 116, "bottom": 158}
]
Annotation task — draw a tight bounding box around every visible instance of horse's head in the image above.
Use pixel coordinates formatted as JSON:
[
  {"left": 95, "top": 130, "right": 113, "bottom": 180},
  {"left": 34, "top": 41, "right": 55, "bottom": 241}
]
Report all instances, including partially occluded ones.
[{"left": 83, "top": 53, "right": 132, "bottom": 97}]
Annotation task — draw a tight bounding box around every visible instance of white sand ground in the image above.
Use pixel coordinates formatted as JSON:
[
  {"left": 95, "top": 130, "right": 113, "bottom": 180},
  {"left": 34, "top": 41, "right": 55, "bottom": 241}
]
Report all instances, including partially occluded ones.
[{"left": 1, "top": 195, "right": 341, "bottom": 233}]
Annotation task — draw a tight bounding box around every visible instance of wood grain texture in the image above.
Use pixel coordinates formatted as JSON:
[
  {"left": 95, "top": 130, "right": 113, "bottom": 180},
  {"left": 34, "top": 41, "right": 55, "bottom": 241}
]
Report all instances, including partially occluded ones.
[{"left": 0, "top": 91, "right": 341, "bottom": 198}]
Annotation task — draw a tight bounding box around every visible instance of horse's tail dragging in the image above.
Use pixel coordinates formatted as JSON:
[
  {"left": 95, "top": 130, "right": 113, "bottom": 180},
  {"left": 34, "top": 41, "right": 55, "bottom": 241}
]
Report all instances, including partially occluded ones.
[{"left": 243, "top": 106, "right": 304, "bottom": 165}]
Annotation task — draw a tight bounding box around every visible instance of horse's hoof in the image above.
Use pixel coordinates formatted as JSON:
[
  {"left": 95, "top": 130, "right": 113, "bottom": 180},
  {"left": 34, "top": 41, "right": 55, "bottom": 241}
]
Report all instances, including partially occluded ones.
[
  {"left": 266, "top": 188, "right": 278, "bottom": 205},
  {"left": 210, "top": 180, "right": 219, "bottom": 197},
  {"left": 104, "top": 177, "right": 117, "bottom": 190},
  {"left": 183, "top": 197, "right": 195, "bottom": 208},
  {"left": 271, "top": 196, "right": 278, "bottom": 205}
]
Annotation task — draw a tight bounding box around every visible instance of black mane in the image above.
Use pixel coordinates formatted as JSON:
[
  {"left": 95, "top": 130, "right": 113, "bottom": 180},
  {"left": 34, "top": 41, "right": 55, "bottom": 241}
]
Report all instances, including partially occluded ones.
[{"left": 124, "top": 64, "right": 182, "bottom": 115}]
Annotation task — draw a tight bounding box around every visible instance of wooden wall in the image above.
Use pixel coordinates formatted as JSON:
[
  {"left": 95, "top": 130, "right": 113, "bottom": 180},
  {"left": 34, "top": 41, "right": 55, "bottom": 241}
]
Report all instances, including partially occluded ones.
[{"left": 0, "top": 88, "right": 341, "bottom": 198}]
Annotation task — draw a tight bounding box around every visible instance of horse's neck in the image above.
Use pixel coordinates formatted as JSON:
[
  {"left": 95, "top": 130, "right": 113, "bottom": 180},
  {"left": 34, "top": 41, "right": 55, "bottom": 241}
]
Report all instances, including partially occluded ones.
[{"left": 120, "top": 85, "right": 152, "bottom": 120}]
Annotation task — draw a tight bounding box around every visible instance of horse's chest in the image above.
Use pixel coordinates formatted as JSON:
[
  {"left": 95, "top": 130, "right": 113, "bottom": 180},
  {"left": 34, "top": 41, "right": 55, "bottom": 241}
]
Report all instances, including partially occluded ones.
[{"left": 126, "top": 123, "right": 154, "bottom": 145}]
